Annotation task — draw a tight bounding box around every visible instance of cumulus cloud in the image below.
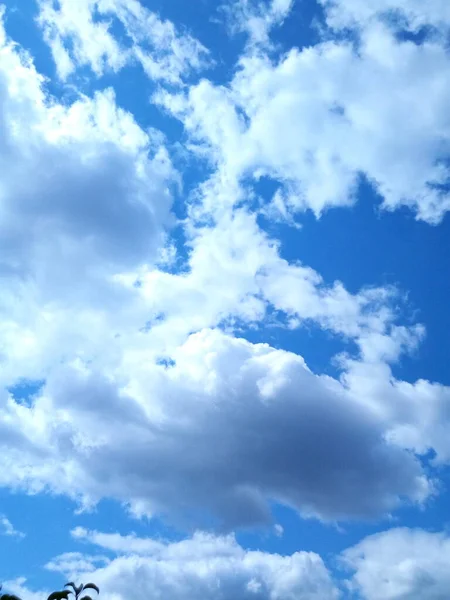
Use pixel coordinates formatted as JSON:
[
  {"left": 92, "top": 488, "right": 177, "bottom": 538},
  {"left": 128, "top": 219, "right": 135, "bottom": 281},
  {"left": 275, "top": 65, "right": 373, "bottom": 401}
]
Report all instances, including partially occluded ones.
[
  {"left": 0, "top": 18, "right": 418, "bottom": 389},
  {"left": 38, "top": 0, "right": 209, "bottom": 82},
  {"left": 0, "top": 14, "right": 176, "bottom": 385},
  {"left": 131, "top": 208, "right": 416, "bottom": 358},
  {"left": 0, "top": 0, "right": 449, "bottom": 544},
  {"left": 157, "top": 11, "right": 450, "bottom": 223},
  {"left": 342, "top": 527, "right": 450, "bottom": 599},
  {"left": 0, "top": 9, "right": 446, "bottom": 530},
  {"left": 12, "top": 526, "right": 450, "bottom": 600},
  {"left": 0, "top": 328, "right": 432, "bottom": 527},
  {"left": 0, "top": 14, "right": 174, "bottom": 275},
  {"left": 50, "top": 528, "right": 340, "bottom": 600},
  {"left": 344, "top": 359, "right": 450, "bottom": 464}
]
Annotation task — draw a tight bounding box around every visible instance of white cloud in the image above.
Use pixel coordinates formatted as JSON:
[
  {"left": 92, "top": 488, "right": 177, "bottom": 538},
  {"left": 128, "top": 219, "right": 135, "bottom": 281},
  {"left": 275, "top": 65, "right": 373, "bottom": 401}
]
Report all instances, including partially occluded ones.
[
  {"left": 0, "top": 515, "right": 25, "bottom": 539},
  {"left": 342, "top": 528, "right": 450, "bottom": 599},
  {"left": 0, "top": 328, "right": 432, "bottom": 527},
  {"left": 0, "top": 14, "right": 176, "bottom": 385},
  {"left": 0, "top": 13, "right": 174, "bottom": 276},
  {"left": 157, "top": 16, "right": 450, "bottom": 223},
  {"left": 51, "top": 529, "right": 340, "bottom": 600},
  {"left": 343, "top": 359, "right": 450, "bottom": 464},
  {"left": 131, "top": 208, "right": 413, "bottom": 358},
  {"left": 0, "top": 13, "right": 444, "bottom": 529},
  {"left": 0, "top": 24, "right": 416, "bottom": 392},
  {"left": 0, "top": 0, "right": 449, "bottom": 539},
  {"left": 16, "top": 525, "right": 450, "bottom": 599},
  {"left": 319, "top": 0, "right": 450, "bottom": 33},
  {"left": 37, "top": 0, "right": 209, "bottom": 83},
  {"left": 224, "top": 0, "right": 294, "bottom": 46}
]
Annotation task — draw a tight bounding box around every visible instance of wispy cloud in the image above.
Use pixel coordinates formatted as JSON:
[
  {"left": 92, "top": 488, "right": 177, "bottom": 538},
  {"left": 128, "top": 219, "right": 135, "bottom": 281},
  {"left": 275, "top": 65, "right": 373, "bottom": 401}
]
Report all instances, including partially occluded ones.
[{"left": 0, "top": 516, "right": 25, "bottom": 539}]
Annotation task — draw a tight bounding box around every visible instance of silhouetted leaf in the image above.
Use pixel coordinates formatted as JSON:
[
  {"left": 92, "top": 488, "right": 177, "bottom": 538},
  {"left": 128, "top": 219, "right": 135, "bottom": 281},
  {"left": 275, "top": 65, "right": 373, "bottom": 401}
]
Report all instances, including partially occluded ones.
[
  {"left": 48, "top": 591, "right": 72, "bottom": 600},
  {"left": 79, "top": 595, "right": 94, "bottom": 600},
  {"left": 64, "top": 584, "right": 76, "bottom": 594},
  {"left": 82, "top": 584, "right": 99, "bottom": 594}
]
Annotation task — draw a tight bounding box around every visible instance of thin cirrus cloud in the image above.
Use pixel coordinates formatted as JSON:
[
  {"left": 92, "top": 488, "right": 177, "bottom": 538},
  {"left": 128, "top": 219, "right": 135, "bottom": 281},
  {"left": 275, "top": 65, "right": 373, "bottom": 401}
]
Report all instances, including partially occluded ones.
[{"left": 0, "top": 515, "right": 25, "bottom": 539}]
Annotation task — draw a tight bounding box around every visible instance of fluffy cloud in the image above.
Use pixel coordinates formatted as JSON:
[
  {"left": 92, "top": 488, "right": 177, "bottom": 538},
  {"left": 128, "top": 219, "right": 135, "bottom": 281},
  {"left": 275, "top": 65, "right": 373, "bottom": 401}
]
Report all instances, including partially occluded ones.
[
  {"left": 342, "top": 528, "right": 450, "bottom": 599},
  {"left": 0, "top": 0, "right": 450, "bottom": 540},
  {"left": 344, "top": 360, "right": 450, "bottom": 464},
  {"left": 0, "top": 328, "right": 432, "bottom": 527},
  {"left": 11, "top": 526, "right": 450, "bottom": 599},
  {"left": 38, "top": 0, "right": 209, "bottom": 82},
  {"left": 158, "top": 13, "right": 450, "bottom": 223},
  {"left": 48, "top": 528, "right": 340, "bottom": 600},
  {"left": 0, "top": 13, "right": 176, "bottom": 384},
  {"left": 0, "top": 7, "right": 447, "bottom": 530},
  {"left": 0, "top": 13, "right": 419, "bottom": 385},
  {"left": 131, "top": 208, "right": 415, "bottom": 359},
  {"left": 0, "top": 13, "right": 174, "bottom": 274}
]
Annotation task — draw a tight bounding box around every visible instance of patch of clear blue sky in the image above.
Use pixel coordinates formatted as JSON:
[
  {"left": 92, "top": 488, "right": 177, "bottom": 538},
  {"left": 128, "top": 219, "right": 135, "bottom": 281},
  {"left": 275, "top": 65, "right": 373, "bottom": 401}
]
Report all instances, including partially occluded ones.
[
  {"left": 1, "top": 0, "right": 450, "bottom": 591},
  {"left": 0, "top": 491, "right": 184, "bottom": 587},
  {"left": 7, "top": 380, "right": 45, "bottom": 407},
  {"left": 277, "top": 181, "right": 450, "bottom": 386}
]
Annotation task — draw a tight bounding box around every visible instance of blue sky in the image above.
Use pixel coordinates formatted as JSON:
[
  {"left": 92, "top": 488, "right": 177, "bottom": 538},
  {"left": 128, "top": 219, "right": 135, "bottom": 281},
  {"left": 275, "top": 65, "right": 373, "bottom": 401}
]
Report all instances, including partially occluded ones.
[{"left": 1, "top": 0, "right": 450, "bottom": 598}]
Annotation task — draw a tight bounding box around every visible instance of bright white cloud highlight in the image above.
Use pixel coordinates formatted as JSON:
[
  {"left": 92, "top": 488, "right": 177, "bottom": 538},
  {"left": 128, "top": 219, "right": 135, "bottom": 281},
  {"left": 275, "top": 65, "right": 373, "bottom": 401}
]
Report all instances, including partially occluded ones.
[
  {"left": 0, "top": 13, "right": 176, "bottom": 385},
  {"left": 158, "top": 14, "right": 450, "bottom": 222},
  {"left": 50, "top": 528, "right": 340, "bottom": 600},
  {"left": 343, "top": 528, "right": 450, "bottom": 599}
]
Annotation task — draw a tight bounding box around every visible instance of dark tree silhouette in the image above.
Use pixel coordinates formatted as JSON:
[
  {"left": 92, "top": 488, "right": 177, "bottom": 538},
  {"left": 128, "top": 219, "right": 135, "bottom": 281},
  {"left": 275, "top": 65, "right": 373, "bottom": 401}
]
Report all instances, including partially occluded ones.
[
  {"left": 47, "top": 593, "right": 71, "bottom": 600},
  {"left": 0, "top": 582, "right": 100, "bottom": 600},
  {"left": 47, "top": 583, "right": 100, "bottom": 600},
  {"left": 62, "top": 582, "right": 99, "bottom": 600}
]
